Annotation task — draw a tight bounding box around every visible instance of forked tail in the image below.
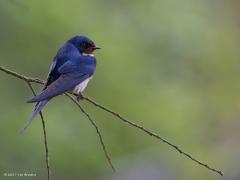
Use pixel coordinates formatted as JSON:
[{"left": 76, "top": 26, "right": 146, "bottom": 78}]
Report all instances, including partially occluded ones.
[{"left": 20, "top": 99, "right": 50, "bottom": 133}]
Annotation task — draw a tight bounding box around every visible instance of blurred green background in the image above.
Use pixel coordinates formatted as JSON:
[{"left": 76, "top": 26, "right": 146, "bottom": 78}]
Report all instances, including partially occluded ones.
[{"left": 0, "top": 0, "right": 239, "bottom": 179}]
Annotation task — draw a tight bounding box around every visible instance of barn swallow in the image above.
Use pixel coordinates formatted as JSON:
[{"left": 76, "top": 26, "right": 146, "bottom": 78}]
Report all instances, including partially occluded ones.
[{"left": 21, "top": 35, "right": 100, "bottom": 133}]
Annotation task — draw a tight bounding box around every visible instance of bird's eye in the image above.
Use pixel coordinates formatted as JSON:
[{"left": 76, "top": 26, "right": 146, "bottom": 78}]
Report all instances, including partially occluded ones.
[{"left": 81, "top": 42, "right": 87, "bottom": 48}]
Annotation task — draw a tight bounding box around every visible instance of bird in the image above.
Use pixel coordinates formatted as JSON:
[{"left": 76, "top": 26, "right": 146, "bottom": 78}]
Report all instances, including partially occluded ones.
[{"left": 20, "top": 35, "right": 100, "bottom": 133}]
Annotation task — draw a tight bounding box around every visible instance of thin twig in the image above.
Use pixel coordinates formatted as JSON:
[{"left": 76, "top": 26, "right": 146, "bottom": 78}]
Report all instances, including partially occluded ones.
[
  {"left": 0, "top": 66, "right": 44, "bottom": 84},
  {"left": 0, "top": 66, "right": 114, "bottom": 173},
  {"left": 82, "top": 96, "right": 224, "bottom": 176},
  {"left": 27, "top": 82, "right": 51, "bottom": 180},
  {"left": 0, "top": 66, "right": 51, "bottom": 180},
  {"left": 0, "top": 65, "right": 224, "bottom": 176},
  {"left": 39, "top": 112, "right": 51, "bottom": 180},
  {"left": 65, "top": 93, "right": 115, "bottom": 172}
]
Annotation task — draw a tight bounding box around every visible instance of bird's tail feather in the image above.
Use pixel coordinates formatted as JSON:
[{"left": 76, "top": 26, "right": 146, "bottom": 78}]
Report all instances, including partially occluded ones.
[{"left": 20, "top": 99, "right": 50, "bottom": 134}]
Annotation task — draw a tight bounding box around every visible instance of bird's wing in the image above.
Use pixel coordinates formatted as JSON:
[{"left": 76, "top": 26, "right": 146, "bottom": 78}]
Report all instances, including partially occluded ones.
[
  {"left": 27, "top": 73, "right": 89, "bottom": 103},
  {"left": 58, "top": 60, "right": 78, "bottom": 74},
  {"left": 42, "top": 42, "right": 79, "bottom": 89},
  {"left": 43, "top": 59, "right": 58, "bottom": 89},
  {"left": 43, "top": 55, "right": 81, "bottom": 88},
  {"left": 27, "top": 52, "right": 96, "bottom": 103}
]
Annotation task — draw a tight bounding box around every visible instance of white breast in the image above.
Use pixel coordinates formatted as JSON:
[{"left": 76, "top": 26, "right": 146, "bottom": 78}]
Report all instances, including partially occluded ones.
[
  {"left": 73, "top": 76, "right": 93, "bottom": 94},
  {"left": 82, "top": 53, "right": 94, "bottom": 57}
]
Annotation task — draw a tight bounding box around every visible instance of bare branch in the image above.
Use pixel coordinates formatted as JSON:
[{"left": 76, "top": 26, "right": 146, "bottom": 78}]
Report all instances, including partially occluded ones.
[
  {"left": 0, "top": 65, "right": 224, "bottom": 176},
  {"left": 0, "top": 65, "right": 51, "bottom": 180},
  {"left": 65, "top": 93, "right": 115, "bottom": 172},
  {"left": 82, "top": 96, "right": 224, "bottom": 176},
  {"left": 26, "top": 82, "right": 51, "bottom": 180},
  {"left": 39, "top": 111, "right": 51, "bottom": 180},
  {"left": 0, "top": 66, "right": 114, "bottom": 174},
  {"left": 0, "top": 66, "right": 44, "bottom": 84}
]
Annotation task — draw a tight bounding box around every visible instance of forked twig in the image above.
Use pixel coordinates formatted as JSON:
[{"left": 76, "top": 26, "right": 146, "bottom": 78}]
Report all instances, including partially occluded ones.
[
  {"left": 82, "top": 96, "right": 224, "bottom": 176},
  {"left": 0, "top": 65, "right": 114, "bottom": 176},
  {"left": 0, "top": 65, "right": 51, "bottom": 180},
  {"left": 0, "top": 65, "right": 224, "bottom": 176}
]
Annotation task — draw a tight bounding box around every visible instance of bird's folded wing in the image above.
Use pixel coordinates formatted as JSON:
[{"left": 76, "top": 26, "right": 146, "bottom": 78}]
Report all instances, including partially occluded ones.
[
  {"left": 58, "top": 60, "right": 78, "bottom": 74},
  {"left": 43, "top": 58, "right": 78, "bottom": 89},
  {"left": 27, "top": 73, "right": 89, "bottom": 103},
  {"left": 42, "top": 59, "right": 58, "bottom": 89}
]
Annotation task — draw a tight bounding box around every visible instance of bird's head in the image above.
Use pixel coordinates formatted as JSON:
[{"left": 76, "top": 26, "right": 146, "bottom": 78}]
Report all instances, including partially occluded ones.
[{"left": 69, "top": 35, "right": 100, "bottom": 55}]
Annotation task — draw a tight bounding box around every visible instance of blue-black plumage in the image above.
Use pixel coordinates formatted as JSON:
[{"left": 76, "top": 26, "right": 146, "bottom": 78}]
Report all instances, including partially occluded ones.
[{"left": 21, "top": 35, "right": 99, "bottom": 133}]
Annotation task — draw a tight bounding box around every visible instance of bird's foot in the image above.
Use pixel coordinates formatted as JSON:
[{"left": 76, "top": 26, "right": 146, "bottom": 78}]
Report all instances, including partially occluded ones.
[{"left": 77, "top": 93, "right": 84, "bottom": 101}]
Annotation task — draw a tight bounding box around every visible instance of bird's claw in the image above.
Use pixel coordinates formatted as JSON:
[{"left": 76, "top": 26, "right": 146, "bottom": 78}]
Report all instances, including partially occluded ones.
[{"left": 77, "top": 93, "right": 84, "bottom": 101}]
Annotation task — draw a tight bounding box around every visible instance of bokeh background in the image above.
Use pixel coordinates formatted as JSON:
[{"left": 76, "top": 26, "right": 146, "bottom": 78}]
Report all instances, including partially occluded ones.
[{"left": 0, "top": 0, "right": 240, "bottom": 179}]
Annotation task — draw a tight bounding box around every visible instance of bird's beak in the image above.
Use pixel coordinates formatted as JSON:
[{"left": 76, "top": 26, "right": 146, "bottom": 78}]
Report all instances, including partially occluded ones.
[{"left": 93, "top": 46, "right": 101, "bottom": 50}]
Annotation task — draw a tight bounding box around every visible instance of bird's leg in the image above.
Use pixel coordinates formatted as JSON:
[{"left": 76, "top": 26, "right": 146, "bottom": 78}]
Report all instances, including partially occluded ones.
[{"left": 77, "top": 92, "right": 84, "bottom": 101}]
